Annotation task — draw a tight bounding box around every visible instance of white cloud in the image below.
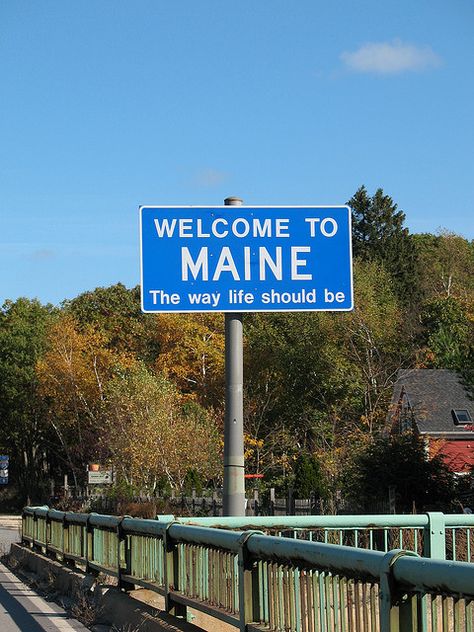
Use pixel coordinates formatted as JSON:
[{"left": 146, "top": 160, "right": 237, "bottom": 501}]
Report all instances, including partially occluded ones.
[
  {"left": 31, "top": 249, "right": 55, "bottom": 261},
  {"left": 341, "top": 39, "right": 441, "bottom": 74},
  {"left": 193, "top": 168, "right": 229, "bottom": 188}
]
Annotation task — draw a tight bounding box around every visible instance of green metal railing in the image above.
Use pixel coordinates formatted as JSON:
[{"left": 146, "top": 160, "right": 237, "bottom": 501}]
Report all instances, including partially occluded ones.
[
  {"left": 176, "top": 513, "right": 474, "bottom": 561},
  {"left": 22, "top": 507, "right": 474, "bottom": 631}
]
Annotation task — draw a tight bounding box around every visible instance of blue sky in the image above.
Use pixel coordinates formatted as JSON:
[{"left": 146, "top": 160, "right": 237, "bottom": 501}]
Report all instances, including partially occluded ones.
[{"left": 1, "top": 1, "right": 473, "bottom": 306}]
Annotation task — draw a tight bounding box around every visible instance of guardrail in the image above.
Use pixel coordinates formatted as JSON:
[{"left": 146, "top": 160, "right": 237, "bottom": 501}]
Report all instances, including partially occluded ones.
[
  {"left": 176, "top": 513, "right": 474, "bottom": 561},
  {"left": 22, "top": 507, "right": 474, "bottom": 631}
]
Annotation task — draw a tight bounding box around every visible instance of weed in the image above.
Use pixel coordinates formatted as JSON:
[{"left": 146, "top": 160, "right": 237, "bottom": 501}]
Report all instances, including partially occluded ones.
[
  {"left": 111, "top": 622, "right": 145, "bottom": 631},
  {"left": 70, "top": 588, "right": 103, "bottom": 628}
]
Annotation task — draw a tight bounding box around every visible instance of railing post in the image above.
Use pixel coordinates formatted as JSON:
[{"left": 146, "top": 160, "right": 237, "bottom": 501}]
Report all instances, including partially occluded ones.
[
  {"left": 163, "top": 523, "right": 187, "bottom": 618},
  {"left": 45, "top": 510, "right": 50, "bottom": 556},
  {"left": 85, "top": 514, "right": 98, "bottom": 576},
  {"left": 423, "top": 512, "right": 446, "bottom": 560},
  {"left": 117, "top": 517, "right": 134, "bottom": 591},
  {"left": 379, "top": 550, "right": 420, "bottom": 632},
  {"left": 238, "top": 531, "right": 263, "bottom": 632},
  {"left": 253, "top": 490, "right": 259, "bottom": 517},
  {"left": 287, "top": 487, "right": 295, "bottom": 515},
  {"left": 32, "top": 509, "right": 38, "bottom": 549},
  {"left": 63, "top": 513, "right": 75, "bottom": 567}
]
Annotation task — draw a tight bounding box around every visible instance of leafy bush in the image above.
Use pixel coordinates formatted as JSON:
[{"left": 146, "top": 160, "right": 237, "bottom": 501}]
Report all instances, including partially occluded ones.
[
  {"left": 293, "top": 454, "right": 327, "bottom": 499},
  {"left": 344, "top": 433, "right": 456, "bottom": 513}
]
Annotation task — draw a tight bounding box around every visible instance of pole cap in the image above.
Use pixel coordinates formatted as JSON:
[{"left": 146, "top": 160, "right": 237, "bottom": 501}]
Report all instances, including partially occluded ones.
[{"left": 224, "top": 197, "right": 244, "bottom": 206}]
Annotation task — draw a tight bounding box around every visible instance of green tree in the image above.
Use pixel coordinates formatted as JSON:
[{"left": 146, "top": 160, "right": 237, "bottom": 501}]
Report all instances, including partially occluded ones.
[
  {"left": 344, "top": 433, "right": 456, "bottom": 513},
  {"left": 0, "top": 298, "right": 55, "bottom": 503},
  {"left": 348, "top": 186, "right": 418, "bottom": 303},
  {"left": 413, "top": 232, "right": 474, "bottom": 301},
  {"left": 420, "top": 296, "right": 473, "bottom": 372},
  {"left": 293, "top": 454, "right": 327, "bottom": 499},
  {"left": 244, "top": 312, "right": 336, "bottom": 443},
  {"left": 412, "top": 232, "right": 474, "bottom": 391},
  {"left": 349, "top": 186, "right": 407, "bottom": 259},
  {"left": 65, "top": 284, "right": 148, "bottom": 357},
  {"left": 338, "top": 260, "right": 405, "bottom": 433}
]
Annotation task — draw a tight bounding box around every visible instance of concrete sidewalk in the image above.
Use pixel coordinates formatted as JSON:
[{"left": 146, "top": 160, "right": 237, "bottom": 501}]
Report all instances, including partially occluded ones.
[
  {"left": 0, "top": 516, "right": 89, "bottom": 631},
  {"left": 0, "top": 561, "right": 88, "bottom": 632},
  {"left": 8, "top": 544, "right": 220, "bottom": 632}
]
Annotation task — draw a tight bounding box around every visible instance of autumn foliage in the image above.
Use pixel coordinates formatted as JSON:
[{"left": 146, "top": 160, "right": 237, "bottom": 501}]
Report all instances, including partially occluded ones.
[{"left": 1, "top": 186, "right": 473, "bottom": 508}]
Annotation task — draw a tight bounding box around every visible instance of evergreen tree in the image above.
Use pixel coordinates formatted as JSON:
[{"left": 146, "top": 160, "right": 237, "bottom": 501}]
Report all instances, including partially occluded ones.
[
  {"left": 344, "top": 433, "right": 456, "bottom": 512},
  {"left": 348, "top": 186, "right": 419, "bottom": 304},
  {"left": 293, "top": 454, "right": 326, "bottom": 499}
]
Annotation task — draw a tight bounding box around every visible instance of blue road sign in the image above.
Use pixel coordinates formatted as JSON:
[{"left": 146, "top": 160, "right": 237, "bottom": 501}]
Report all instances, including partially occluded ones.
[
  {"left": 0, "top": 455, "right": 9, "bottom": 485},
  {"left": 140, "top": 206, "right": 353, "bottom": 313}
]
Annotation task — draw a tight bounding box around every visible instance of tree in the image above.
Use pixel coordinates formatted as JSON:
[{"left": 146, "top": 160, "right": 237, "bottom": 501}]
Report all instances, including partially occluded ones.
[
  {"left": 413, "top": 232, "right": 474, "bottom": 301},
  {"left": 419, "top": 296, "right": 473, "bottom": 372},
  {"left": 0, "top": 298, "right": 55, "bottom": 503},
  {"left": 292, "top": 454, "right": 327, "bottom": 499},
  {"left": 413, "top": 232, "right": 474, "bottom": 390},
  {"left": 151, "top": 313, "right": 225, "bottom": 409},
  {"left": 243, "top": 311, "right": 364, "bottom": 498},
  {"left": 344, "top": 433, "right": 456, "bottom": 513},
  {"left": 104, "top": 364, "right": 221, "bottom": 491},
  {"left": 65, "top": 284, "right": 148, "bottom": 357},
  {"left": 349, "top": 186, "right": 407, "bottom": 259},
  {"left": 348, "top": 186, "right": 418, "bottom": 303},
  {"left": 244, "top": 312, "right": 334, "bottom": 444},
  {"left": 36, "top": 313, "right": 133, "bottom": 484},
  {"left": 337, "top": 260, "right": 405, "bottom": 433}
]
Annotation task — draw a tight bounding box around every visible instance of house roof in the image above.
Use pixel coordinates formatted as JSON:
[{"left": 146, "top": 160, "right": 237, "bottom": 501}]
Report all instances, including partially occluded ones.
[{"left": 390, "top": 369, "right": 474, "bottom": 435}]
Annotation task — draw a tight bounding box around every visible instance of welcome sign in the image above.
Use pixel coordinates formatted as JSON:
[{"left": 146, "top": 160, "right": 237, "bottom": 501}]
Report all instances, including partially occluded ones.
[{"left": 140, "top": 206, "right": 353, "bottom": 313}]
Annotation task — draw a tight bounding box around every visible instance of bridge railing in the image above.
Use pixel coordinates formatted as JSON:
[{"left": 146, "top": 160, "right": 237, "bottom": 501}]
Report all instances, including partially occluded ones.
[
  {"left": 22, "top": 507, "right": 474, "bottom": 631},
  {"left": 175, "top": 512, "right": 474, "bottom": 561}
]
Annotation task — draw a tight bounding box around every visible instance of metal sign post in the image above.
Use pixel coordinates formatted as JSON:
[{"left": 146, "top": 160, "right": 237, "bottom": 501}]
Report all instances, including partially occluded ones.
[{"left": 222, "top": 197, "right": 245, "bottom": 516}]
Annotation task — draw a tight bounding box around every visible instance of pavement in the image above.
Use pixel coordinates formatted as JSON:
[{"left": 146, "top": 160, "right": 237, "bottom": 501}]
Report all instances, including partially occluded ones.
[
  {"left": 0, "top": 516, "right": 89, "bottom": 631},
  {"left": 0, "top": 516, "right": 21, "bottom": 555}
]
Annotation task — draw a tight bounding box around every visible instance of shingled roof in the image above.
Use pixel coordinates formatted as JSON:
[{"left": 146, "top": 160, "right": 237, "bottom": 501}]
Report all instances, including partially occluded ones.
[{"left": 390, "top": 369, "right": 474, "bottom": 436}]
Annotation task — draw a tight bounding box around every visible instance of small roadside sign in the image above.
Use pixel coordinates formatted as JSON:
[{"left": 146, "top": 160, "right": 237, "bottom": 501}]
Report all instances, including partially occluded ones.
[
  {"left": 87, "top": 470, "right": 113, "bottom": 485},
  {"left": 140, "top": 206, "right": 353, "bottom": 313}
]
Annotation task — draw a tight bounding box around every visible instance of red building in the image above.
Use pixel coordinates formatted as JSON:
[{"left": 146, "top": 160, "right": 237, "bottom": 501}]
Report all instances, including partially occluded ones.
[{"left": 388, "top": 369, "right": 474, "bottom": 474}]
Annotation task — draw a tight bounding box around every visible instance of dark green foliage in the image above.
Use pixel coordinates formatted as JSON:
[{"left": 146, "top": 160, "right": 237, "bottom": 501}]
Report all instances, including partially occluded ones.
[
  {"left": 0, "top": 298, "right": 56, "bottom": 503},
  {"left": 293, "top": 454, "right": 326, "bottom": 499},
  {"left": 244, "top": 311, "right": 360, "bottom": 440},
  {"left": 348, "top": 186, "right": 419, "bottom": 304},
  {"left": 183, "top": 469, "right": 204, "bottom": 496},
  {"left": 349, "top": 186, "right": 407, "bottom": 259},
  {"left": 344, "top": 434, "right": 457, "bottom": 513},
  {"left": 66, "top": 283, "right": 141, "bottom": 325}
]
